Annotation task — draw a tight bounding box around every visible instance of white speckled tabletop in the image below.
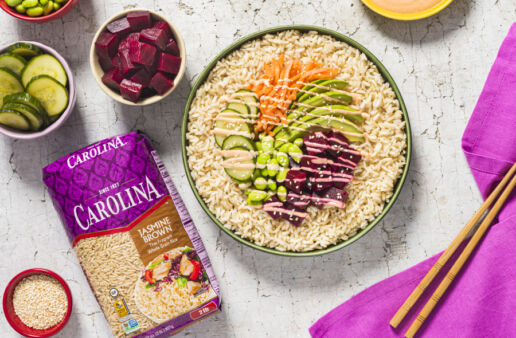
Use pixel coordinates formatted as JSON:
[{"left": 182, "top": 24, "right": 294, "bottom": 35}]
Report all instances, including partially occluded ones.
[{"left": 0, "top": 0, "right": 514, "bottom": 337}]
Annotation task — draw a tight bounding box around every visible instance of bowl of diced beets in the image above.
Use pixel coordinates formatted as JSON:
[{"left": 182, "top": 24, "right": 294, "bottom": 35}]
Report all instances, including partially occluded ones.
[{"left": 89, "top": 9, "right": 185, "bottom": 105}]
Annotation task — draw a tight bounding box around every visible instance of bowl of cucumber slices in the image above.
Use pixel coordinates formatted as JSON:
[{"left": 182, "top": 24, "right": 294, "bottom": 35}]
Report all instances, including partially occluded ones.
[{"left": 0, "top": 41, "right": 76, "bottom": 139}]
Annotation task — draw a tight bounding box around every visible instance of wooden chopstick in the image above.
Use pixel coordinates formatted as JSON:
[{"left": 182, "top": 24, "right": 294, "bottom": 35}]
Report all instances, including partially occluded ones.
[
  {"left": 390, "top": 162, "right": 516, "bottom": 329},
  {"left": 405, "top": 163, "right": 516, "bottom": 338}
]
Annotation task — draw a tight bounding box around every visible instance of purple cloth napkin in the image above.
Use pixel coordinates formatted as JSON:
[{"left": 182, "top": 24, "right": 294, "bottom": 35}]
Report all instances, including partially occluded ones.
[{"left": 310, "top": 24, "right": 516, "bottom": 338}]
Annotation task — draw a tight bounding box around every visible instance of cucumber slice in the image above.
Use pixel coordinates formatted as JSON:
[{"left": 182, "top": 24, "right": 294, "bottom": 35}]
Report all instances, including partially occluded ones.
[
  {"left": 0, "top": 53, "right": 27, "bottom": 76},
  {"left": 22, "top": 54, "right": 67, "bottom": 87},
  {"left": 223, "top": 146, "right": 255, "bottom": 182},
  {"left": 26, "top": 75, "right": 69, "bottom": 117},
  {"left": 0, "top": 109, "right": 31, "bottom": 131},
  {"left": 2, "top": 102, "right": 44, "bottom": 131},
  {"left": 222, "top": 135, "right": 256, "bottom": 151},
  {"left": 227, "top": 101, "right": 249, "bottom": 118},
  {"left": 214, "top": 109, "right": 252, "bottom": 147},
  {"left": 6, "top": 43, "right": 42, "bottom": 58},
  {"left": 0, "top": 67, "right": 24, "bottom": 104},
  {"left": 234, "top": 89, "right": 259, "bottom": 121},
  {"left": 3, "top": 92, "right": 46, "bottom": 116}
]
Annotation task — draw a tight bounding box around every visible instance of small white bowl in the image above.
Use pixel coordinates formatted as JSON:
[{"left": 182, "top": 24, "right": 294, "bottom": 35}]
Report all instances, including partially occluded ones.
[
  {"left": 0, "top": 41, "right": 76, "bottom": 140},
  {"left": 89, "top": 9, "right": 187, "bottom": 106}
]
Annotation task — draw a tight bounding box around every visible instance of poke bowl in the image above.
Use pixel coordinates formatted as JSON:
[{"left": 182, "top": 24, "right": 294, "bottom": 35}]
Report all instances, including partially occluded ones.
[
  {"left": 182, "top": 25, "right": 412, "bottom": 257},
  {"left": 3, "top": 268, "right": 73, "bottom": 337},
  {"left": 0, "top": 41, "right": 76, "bottom": 140},
  {"left": 0, "top": 0, "right": 78, "bottom": 23},
  {"left": 89, "top": 9, "right": 186, "bottom": 106}
]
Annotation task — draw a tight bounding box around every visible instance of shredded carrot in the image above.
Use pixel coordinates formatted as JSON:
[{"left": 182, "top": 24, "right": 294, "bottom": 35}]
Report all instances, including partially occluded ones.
[{"left": 248, "top": 57, "right": 339, "bottom": 134}]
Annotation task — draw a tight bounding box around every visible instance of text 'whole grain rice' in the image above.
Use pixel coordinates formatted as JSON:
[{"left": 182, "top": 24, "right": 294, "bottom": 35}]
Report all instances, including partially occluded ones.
[{"left": 43, "top": 132, "right": 221, "bottom": 338}]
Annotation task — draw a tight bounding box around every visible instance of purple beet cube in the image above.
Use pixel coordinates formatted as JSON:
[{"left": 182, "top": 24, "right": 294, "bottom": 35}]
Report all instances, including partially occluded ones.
[
  {"left": 102, "top": 68, "right": 124, "bottom": 90},
  {"left": 129, "top": 41, "right": 157, "bottom": 66},
  {"left": 149, "top": 72, "right": 174, "bottom": 95},
  {"left": 130, "top": 68, "right": 152, "bottom": 88},
  {"left": 111, "top": 54, "right": 121, "bottom": 68},
  {"left": 157, "top": 53, "right": 181, "bottom": 74},
  {"left": 165, "top": 39, "right": 180, "bottom": 56},
  {"left": 98, "top": 56, "right": 113, "bottom": 72},
  {"left": 119, "top": 49, "right": 138, "bottom": 76},
  {"left": 95, "top": 32, "right": 119, "bottom": 59},
  {"left": 140, "top": 27, "right": 169, "bottom": 51},
  {"left": 126, "top": 11, "right": 152, "bottom": 31},
  {"left": 153, "top": 21, "right": 172, "bottom": 38},
  {"left": 118, "top": 32, "right": 140, "bottom": 53},
  {"left": 107, "top": 17, "right": 132, "bottom": 36},
  {"left": 120, "top": 79, "right": 143, "bottom": 102}
]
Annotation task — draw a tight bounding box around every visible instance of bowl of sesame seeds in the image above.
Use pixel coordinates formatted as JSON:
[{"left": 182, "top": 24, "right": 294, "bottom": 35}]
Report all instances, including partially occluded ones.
[{"left": 2, "top": 268, "right": 72, "bottom": 337}]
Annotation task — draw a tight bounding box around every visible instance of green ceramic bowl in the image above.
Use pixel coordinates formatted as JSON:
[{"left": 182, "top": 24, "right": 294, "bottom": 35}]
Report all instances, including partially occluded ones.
[{"left": 181, "top": 25, "right": 412, "bottom": 257}]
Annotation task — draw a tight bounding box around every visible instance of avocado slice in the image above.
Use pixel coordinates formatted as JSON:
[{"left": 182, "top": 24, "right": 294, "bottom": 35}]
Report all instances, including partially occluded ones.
[
  {"left": 297, "top": 79, "right": 349, "bottom": 103},
  {"left": 274, "top": 116, "right": 364, "bottom": 148},
  {"left": 291, "top": 105, "right": 364, "bottom": 130},
  {"left": 295, "top": 79, "right": 328, "bottom": 101}
]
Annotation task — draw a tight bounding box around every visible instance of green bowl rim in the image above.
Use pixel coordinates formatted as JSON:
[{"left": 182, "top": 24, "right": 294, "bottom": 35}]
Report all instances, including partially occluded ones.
[{"left": 181, "top": 25, "right": 412, "bottom": 257}]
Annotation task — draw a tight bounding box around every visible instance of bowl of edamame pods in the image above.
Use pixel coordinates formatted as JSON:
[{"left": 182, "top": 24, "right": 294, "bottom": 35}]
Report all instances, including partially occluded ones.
[{"left": 0, "top": 0, "right": 78, "bottom": 22}]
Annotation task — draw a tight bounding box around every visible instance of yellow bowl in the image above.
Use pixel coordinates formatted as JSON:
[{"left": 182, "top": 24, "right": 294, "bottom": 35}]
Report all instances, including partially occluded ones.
[{"left": 360, "top": 0, "right": 454, "bottom": 21}]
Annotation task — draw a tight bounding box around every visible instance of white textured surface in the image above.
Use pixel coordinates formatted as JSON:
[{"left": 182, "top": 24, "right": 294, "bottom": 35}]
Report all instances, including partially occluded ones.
[{"left": 0, "top": 0, "right": 513, "bottom": 337}]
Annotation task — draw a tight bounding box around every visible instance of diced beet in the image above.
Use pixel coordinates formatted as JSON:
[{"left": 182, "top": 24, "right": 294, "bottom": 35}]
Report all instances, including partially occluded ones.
[
  {"left": 327, "top": 131, "right": 350, "bottom": 158},
  {"left": 308, "top": 172, "right": 333, "bottom": 191},
  {"left": 286, "top": 192, "right": 310, "bottom": 210},
  {"left": 120, "top": 79, "right": 143, "bottom": 102},
  {"left": 311, "top": 192, "right": 324, "bottom": 208},
  {"left": 119, "top": 49, "right": 138, "bottom": 76},
  {"left": 336, "top": 155, "right": 359, "bottom": 171},
  {"left": 98, "top": 56, "right": 113, "bottom": 72},
  {"left": 101, "top": 68, "right": 124, "bottom": 90},
  {"left": 165, "top": 39, "right": 180, "bottom": 56},
  {"left": 153, "top": 21, "right": 172, "bottom": 38},
  {"left": 140, "top": 27, "right": 169, "bottom": 51},
  {"left": 95, "top": 32, "right": 119, "bottom": 59},
  {"left": 262, "top": 196, "right": 283, "bottom": 220},
  {"left": 299, "top": 155, "right": 329, "bottom": 173},
  {"left": 149, "top": 72, "right": 174, "bottom": 95},
  {"left": 285, "top": 169, "right": 306, "bottom": 194},
  {"left": 141, "top": 87, "right": 157, "bottom": 98},
  {"left": 130, "top": 68, "right": 152, "bottom": 88},
  {"left": 319, "top": 187, "right": 348, "bottom": 209},
  {"left": 118, "top": 32, "right": 141, "bottom": 53},
  {"left": 107, "top": 17, "right": 132, "bottom": 36},
  {"left": 329, "top": 162, "right": 354, "bottom": 189},
  {"left": 126, "top": 11, "right": 152, "bottom": 31},
  {"left": 111, "top": 54, "right": 121, "bottom": 69},
  {"left": 279, "top": 204, "right": 308, "bottom": 227},
  {"left": 129, "top": 41, "right": 157, "bottom": 66},
  {"left": 157, "top": 53, "right": 181, "bottom": 74},
  {"left": 303, "top": 132, "right": 330, "bottom": 156}
]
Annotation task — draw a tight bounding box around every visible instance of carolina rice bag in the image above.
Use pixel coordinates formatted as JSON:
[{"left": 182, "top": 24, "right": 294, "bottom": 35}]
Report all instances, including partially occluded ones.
[{"left": 43, "top": 132, "right": 221, "bottom": 337}]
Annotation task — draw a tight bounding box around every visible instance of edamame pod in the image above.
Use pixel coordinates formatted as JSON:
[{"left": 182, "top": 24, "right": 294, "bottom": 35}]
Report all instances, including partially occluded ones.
[
  {"left": 276, "top": 168, "right": 289, "bottom": 183},
  {"left": 288, "top": 144, "right": 303, "bottom": 163},
  {"left": 276, "top": 152, "right": 289, "bottom": 167}
]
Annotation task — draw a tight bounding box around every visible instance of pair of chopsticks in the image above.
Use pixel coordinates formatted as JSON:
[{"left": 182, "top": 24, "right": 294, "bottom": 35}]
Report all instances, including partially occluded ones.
[{"left": 390, "top": 162, "right": 516, "bottom": 337}]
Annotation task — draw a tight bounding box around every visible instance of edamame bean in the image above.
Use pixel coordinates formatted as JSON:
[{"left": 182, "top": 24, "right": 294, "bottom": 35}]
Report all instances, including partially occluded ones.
[
  {"left": 43, "top": 0, "right": 53, "bottom": 14},
  {"left": 293, "top": 138, "right": 304, "bottom": 147},
  {"left": 53, "top": 2, "right": 60, "bottom": 10},
  {"left": 288, "top": 144, "right": 303, "bottom": 163},
  {"left": 15, "top": 3, "right": 25, "bottom": 12},
  {"left": 54, "top": 0, "right": 66, "bottom": 3},
  {"left": 256, "top": 153, "right": 270, "bottom": 169},
  {"left": 276, "top": 152, "right": 289, "bottom": 167},
  {"left": 251, "top": 169, "right": 261, "bottom": 181},
  {"left": 261, "top": 168, "right": 269, "bottom": 177},
  {"left": 255, "top": 141, "right": 263, "bottom": 152},
  {"left": 276, "top": 168, "right": 289, "bottom": 182},
  {"left": 267, "top": 179, "right": 277, "bottom": 192},
  {"left": 261, "top": 136, "right": 274, "bottom": 153},
  {"left": 21, "top": 0, "right": 38, "bottom": 7},
  {"left": 277, "top": 186, "right": 287, "bottom": 202},
  {"left": 247, "top": 190, "right": 268, "bottom": 203},
  {"left": 267, "top": 159, "right": 279, "bottom": 177},
  {"left": 253, "top": 177, "right": 267, "bottom": 190},
  {"left": 39, "top": 0, "right": 48, "bottom": 5},
  {"left": 278, "top": 143, "right": 291, "bottom": 154},
  {"left": 26, "top": 5, "right": 43, "bottom": 15},
  {"left": 6, "top": 0, "right": 22, "bottom": 7}
]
